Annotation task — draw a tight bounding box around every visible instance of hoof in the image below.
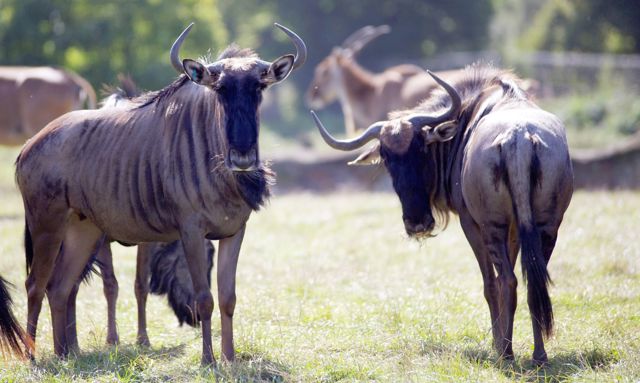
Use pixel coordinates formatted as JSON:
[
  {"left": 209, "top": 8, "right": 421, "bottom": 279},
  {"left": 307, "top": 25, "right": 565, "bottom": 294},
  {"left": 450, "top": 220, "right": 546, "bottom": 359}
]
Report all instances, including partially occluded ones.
[
  {"left": 532, "top": 353, "right": 548, "bottom": 366},
  {"left": 200, "top": 357, "right": 217, "bottom": 368},
  {"left": 136, "top": 336, "right": 151, "bottom": 348}
]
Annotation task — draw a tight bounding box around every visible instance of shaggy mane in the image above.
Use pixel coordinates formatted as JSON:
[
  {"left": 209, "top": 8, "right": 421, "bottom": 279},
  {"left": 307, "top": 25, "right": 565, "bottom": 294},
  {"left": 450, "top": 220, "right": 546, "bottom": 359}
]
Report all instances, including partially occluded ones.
[
  {"left": 217, "top": 43, "right": 258, "bottom": 60},
  {"left": 391, "top": 63, "right": 525, "bottom": 119}
]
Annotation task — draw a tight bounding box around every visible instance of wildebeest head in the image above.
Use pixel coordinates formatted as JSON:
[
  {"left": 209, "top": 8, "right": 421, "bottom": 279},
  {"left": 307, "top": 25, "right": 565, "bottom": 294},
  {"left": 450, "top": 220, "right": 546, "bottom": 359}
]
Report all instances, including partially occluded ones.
[
  {"left": 311, "top": 71, "right": 461, "bottom": 237},
  {"left": 171, "top": 23, "right": 306, "bottom": 172},
  {"left": 305, "top": 25, "right": 390, "bottom": 109}
]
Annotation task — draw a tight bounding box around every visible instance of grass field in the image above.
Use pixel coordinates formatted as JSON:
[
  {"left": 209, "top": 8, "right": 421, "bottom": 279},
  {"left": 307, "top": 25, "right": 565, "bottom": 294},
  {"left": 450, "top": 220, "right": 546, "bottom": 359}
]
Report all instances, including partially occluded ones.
[{"left": 0, "top": 145, "right": 638, "bottom": 382}]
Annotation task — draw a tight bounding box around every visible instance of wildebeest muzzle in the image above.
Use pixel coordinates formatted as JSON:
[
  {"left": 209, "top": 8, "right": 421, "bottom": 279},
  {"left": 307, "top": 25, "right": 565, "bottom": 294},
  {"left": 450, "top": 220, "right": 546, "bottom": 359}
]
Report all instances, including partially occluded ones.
[{"left": 228, "top": 146, "right": 258, "bottom": 172}]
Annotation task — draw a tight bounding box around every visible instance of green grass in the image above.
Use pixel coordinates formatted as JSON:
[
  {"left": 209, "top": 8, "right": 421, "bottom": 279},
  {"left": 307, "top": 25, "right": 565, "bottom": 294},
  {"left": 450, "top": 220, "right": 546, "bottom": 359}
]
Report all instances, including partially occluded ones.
[{"left": 0, "top": 145, "right": 639, "bottom": 382}]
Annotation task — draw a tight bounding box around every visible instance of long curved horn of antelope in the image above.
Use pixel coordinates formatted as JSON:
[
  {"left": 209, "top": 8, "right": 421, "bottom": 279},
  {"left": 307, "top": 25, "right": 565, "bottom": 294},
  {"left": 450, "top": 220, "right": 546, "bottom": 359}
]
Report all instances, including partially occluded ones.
[
  {"left": 311, "top": 111, "right": 383, "bottom": 151},
  {"left": 346, "top": 25, "right": 390, "bottom": 56}
]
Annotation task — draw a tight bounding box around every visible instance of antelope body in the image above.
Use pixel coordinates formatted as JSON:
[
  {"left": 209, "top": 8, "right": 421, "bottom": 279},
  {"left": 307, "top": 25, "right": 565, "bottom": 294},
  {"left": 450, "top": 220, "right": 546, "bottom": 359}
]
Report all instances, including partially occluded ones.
[
  {"left": 306, "top": 25, "right": 462, "bottom": 136},
  {"left": 0, "top": 66, "right": 96, "bottom": 145}
]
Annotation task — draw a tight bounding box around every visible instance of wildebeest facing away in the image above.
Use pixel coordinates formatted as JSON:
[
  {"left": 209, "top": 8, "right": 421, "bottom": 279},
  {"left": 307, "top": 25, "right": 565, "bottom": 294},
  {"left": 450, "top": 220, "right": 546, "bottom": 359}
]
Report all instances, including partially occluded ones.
[
  {"left": 305, "top": 25, "right": 466, "bottom": 136},
  {"left": 0, "top": 66, "right": 96, "bottom": 145},
  {"left": 0, "top": 22, "right": 306, "bottom": 365},
  {"left": 311, "top": 65, "right": 573, "bottom": 364}
]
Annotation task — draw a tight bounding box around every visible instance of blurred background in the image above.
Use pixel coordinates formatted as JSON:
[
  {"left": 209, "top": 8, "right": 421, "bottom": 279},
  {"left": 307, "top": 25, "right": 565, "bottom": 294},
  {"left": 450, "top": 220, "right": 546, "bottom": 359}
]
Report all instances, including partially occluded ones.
[{"left": 1, "top": 0, "right": 639, "bottom": 151}]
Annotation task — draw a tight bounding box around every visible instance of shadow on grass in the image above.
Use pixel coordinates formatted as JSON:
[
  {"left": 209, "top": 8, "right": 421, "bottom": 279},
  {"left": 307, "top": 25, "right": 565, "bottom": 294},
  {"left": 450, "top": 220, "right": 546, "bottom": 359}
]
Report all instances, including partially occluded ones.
[
  {"left": 463, "top": 345, "right": 620, "bottom": 383},
  {"left": 210, "top": 351, "right": 292, "bottom": 382},
  {"left": 32, "top": 342, "right": 187, "bottom": 379},
  {"left": 28, "top": 343, "right": 292, "bottom": 381}
]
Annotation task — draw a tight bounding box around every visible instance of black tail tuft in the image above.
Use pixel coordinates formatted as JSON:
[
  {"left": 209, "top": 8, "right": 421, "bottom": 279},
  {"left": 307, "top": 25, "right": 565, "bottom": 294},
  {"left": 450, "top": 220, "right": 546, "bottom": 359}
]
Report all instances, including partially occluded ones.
[
  {"left": 24, "top": 219, "right": 33, "bottom": 276},
  {"left": 149, "top": 240, "right": 215, "bottom": 327},
  {"left": 0, "top": 276, "right": 31, "bottom": 358},
  {"left": 78, "top": 237, "right": 107, "bottom": 285},
  {"left": 519, "top": 225, "right": 554, "bottom": 338}
]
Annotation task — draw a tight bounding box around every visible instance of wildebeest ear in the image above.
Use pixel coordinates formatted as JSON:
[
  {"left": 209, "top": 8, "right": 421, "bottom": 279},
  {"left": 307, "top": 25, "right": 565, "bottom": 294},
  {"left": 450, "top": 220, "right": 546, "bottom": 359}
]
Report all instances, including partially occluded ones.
[
  {"left": 348, "top": 143, "right": 381, "bottom": 166},
  {"left": 422, "top": 120, "right": 458, "bottom": 144},
  {"left": 183, "top": 59, "right": 215, "bottom": 85},
  {"left": 265, "top": 54, "right": 295, "bottom": 84}
]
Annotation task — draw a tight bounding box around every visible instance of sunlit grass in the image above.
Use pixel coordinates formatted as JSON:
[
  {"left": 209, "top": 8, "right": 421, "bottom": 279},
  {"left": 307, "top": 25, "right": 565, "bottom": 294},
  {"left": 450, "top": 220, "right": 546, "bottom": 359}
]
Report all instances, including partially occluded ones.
[{"left": 0, "top": 145, "right": 638, "bottom": 382}]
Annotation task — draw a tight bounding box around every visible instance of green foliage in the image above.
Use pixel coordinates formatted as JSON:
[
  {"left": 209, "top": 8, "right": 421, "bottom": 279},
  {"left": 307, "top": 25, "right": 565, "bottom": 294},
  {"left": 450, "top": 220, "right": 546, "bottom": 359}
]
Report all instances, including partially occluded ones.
[
  {"left": 0, "top": 0, "right": 227, "bottom": 90},
  {"left": 515, "top": 0, "right": 640, "bottom": 54},
  {"left": 539, "top": 81, "right": 640, "bottom": 148}
]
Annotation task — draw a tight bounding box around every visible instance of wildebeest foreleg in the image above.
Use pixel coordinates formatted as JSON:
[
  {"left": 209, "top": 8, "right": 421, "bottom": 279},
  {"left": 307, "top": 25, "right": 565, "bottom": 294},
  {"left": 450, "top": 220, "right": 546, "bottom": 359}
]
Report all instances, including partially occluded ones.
[
  {"left": 46, "top": 217, "right": 102, "bottom": 357},
  {"left": 217, "top": 225, "right": 245, "bottom": 362},
  {"left": 458, "top": 213, "right": 501, "bottom": 351},
  {"left": 96, "top": 241, "right": 119, "bottom": 345},
  {"left": 135, "top": 243, "right": 152, "bottom": 347},
  {"left": 180, "top": 227, "right": 215, "bottom": 366}
]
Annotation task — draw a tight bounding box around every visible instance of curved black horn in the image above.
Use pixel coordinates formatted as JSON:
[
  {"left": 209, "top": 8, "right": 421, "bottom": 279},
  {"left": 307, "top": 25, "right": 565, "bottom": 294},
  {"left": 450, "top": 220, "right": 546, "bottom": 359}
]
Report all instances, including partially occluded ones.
[
  {"left": 274, "top": 23, "right": 307, "bottom": 70},
  {"left": 407, "top": 70, "right": 462, "bottom": 127},
  {"left": 170, "top": 23, "right": 194, "bottom": 73},
  {"left": 311, "top": 111, "right": 383, "bottom": 151}
]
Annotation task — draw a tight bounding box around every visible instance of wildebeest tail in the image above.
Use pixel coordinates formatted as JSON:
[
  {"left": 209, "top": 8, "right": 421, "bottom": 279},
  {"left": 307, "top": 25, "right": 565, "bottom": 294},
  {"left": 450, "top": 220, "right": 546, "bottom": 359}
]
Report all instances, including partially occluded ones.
[
  {"left": 502, "top": 131, "right": 553, "bottom": 338},
  {"left": 149, "top": 240, "right": 215, "bottom": 327},
  {"left": 0, "top": 276, "right": 32, "bottom": 359},
  {"left": 77, "top": 236, "right": 108, "bottom": 285}
]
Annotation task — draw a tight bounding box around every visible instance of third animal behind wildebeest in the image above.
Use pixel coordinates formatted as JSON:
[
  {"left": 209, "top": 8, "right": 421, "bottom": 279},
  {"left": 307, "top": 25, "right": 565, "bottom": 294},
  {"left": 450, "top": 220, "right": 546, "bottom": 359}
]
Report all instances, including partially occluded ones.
[
  {"left": 306, "top": 25, "right": 467, "bottom": 136},
  {"left": 0, "top": 22, "right": 306, "bottom": 366},
  {"left": 312, "top": 65, "right": 573, "bottom": 364},
  {"left": 0, "top": 66, "right": 96, "bottom": 145}
]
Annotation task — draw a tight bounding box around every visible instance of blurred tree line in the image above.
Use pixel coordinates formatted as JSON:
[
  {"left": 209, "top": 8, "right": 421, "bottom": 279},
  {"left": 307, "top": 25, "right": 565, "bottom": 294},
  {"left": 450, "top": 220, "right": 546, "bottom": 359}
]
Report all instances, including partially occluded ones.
[
  {"left": 492, "top": 0, "right": 640, "bottom": 56},
  {"left": 0, "top": 0, "right": 638, "bottom": 135}
]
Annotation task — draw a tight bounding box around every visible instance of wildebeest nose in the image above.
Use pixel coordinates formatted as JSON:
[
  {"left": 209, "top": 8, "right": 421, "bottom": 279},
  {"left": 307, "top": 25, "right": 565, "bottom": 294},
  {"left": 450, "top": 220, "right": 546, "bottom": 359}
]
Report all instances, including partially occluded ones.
[
  {"left": 229, "top": 147, "right": 257, "bottom": 171},
  {"left": 403, "top": 215, "right": 435, "bottom": 236}
]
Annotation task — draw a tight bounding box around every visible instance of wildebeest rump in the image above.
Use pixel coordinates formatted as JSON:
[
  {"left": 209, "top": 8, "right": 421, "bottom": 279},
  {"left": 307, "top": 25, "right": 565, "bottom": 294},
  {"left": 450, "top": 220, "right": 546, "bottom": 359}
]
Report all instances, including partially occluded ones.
[
  {"left": 0, "top": 66, "right": 96, "bottom": 145},
  {"left": 312, "top": 65, "right": 573, "bottom": 364},
  {"left": 1, "top": 22, "right": 306, "bottom": 365}
]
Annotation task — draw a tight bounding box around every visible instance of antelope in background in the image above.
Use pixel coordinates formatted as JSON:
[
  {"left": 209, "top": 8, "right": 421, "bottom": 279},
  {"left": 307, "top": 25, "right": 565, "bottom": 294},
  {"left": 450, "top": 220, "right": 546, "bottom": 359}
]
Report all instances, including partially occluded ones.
[
  {"left": 305, "top": 25, "right": 463, "bottom": 136},
  {"left": 0, "top": 66, "right": 96, "bottom": 145}
]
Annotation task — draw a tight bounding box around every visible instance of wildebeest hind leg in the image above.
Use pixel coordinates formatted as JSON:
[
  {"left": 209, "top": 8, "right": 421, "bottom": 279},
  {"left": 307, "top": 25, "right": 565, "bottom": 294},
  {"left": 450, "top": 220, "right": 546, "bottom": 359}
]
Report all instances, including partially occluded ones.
[
  {"left": 25, "top": 214, "right": 69, "bottom": 359},
  {"left": 458, "top": 213, "right": 501, "bottom": 352},
  {"left": 482, "top": 226, "right": 517, "bottom": 360},
  {"left": 61, "top": 282, "right": 81, "bottom": 354},
  {"left": 94, "top": 240, "right": 119, "bottom": 345},
  {"left": 217, "top": 226, "right": 245, "bottom": 362},
  {"left": 46, "top": 217, "right": 103, "bottom": 357},
  {"left": 529, "top": 223, "right": 559, "bottom": 364},
  {"left": 134, "top": 244, "right": 151, "bottom": 347}
]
